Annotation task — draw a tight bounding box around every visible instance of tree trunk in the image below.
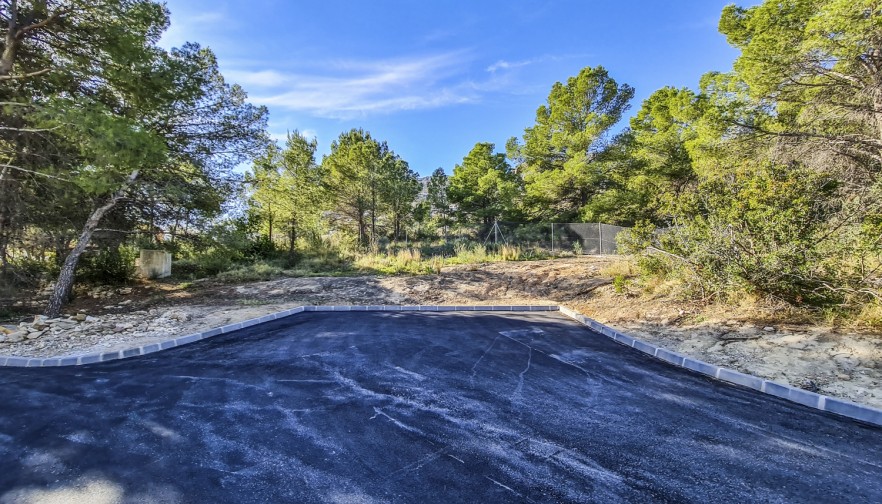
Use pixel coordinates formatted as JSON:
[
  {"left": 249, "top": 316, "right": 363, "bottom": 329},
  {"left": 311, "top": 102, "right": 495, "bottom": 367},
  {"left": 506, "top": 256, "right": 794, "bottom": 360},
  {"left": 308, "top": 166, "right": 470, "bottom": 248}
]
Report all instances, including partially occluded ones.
[
  {"left": 267, "top": 206, "right": 274, "bottom": 243},
  {"left": 288, "top": 220, "right": 296, "bottom": 256},
  {"left": 45, "top": 170, "right": 138, "bottom": 318},
  {"left": 0, "top": 3, "right": 20, "bottom": 77}
]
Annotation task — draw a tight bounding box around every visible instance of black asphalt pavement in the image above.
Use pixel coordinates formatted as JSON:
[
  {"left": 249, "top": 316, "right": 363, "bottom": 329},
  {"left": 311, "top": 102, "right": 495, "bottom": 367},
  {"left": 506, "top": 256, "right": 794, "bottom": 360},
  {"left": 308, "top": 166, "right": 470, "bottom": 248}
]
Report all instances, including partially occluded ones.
[{"left": 1, "top": 311, "right": 881, "bottom": 503}]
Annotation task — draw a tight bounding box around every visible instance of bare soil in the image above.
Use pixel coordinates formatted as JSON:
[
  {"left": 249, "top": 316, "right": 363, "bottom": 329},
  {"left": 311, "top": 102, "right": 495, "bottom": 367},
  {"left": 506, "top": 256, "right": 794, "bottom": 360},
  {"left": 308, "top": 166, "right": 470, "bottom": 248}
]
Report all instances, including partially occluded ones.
[{"left": 3, "top": 256, "right": 881, "bottom": 409}]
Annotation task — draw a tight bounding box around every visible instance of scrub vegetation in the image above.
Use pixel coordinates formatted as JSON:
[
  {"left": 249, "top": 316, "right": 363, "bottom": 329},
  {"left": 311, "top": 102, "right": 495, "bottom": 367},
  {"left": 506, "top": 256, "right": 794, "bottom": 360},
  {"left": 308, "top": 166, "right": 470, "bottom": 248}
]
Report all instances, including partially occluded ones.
[{"left": 2, "top": 1, "right": 882, "bottom": 326}]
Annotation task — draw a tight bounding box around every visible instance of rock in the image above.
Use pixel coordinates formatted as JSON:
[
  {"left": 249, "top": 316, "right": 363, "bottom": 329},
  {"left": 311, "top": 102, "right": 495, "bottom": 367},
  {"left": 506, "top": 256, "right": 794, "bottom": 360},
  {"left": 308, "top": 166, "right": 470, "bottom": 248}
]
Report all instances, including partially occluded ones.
[
  {"left": 119, "top": 287, "right": 133, "bottom": 295},
  {"left": 26, "top": 330, "right": 44, "bottom": 340},
  {"left": 7, "top": 331, "right": 26, "bottom": 343},
  {"left": 119, "top": 299, "right": 132, "bottom": 306},
  {"left": 103, "top": 305, "right": 116, "bottom": 310},
  {"left": 0, "top": 335, "right": 5, "bottom": 343},
  {"left": 0, "top": 326, "right": 13, "bottom": 335},
  {"left": 162, "top": 310, "right": 191, "bottom": 322},
  {"left": 74, "top": 313, "right": 87, "bottom": 322},
  {"left": 85, "top": 316, "right": 100, "bottom": 323},
  {"left": 52, "top": 321, "right": 77, "bottom": 330},
  {"left": 763, "top": 326, "right": 775, "bottom": 332},
  {"left": 720, "top": 332, "right": 760, "bottom": 341}
]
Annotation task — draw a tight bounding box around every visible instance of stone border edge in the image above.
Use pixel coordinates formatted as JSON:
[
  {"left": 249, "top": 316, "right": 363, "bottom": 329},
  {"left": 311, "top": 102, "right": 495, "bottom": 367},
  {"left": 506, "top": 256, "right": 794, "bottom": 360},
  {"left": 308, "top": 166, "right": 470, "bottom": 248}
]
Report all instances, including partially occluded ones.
[
  {"left": 0, "top": 305, "right": 559, "bottom": 368},
  {"left": 557, "top": 305, "right": 882, "bottom": 428}
]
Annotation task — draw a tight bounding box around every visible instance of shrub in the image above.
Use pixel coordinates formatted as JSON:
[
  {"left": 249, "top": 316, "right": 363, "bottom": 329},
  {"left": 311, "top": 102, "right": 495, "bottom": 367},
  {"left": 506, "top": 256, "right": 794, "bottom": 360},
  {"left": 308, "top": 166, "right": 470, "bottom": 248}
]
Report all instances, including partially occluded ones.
[
  {"left": 215, "top": 262, "right": 284, "bottom": 283},
  {"left": 77, "top": 246, "right": 137, "bottom": 285}
]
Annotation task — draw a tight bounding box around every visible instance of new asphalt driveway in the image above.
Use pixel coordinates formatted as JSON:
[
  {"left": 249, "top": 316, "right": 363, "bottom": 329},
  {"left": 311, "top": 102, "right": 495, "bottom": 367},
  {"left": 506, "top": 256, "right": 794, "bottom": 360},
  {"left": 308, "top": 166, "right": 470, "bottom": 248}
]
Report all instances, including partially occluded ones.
[{"left": 1, "top": 311, "right": 880, "bottom": 503}]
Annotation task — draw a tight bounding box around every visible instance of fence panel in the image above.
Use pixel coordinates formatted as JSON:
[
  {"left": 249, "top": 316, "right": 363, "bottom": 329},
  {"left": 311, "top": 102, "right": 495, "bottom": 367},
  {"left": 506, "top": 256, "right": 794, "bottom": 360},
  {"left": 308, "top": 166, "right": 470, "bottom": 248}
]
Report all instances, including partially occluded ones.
[{"left": 490, "top": 222, "right": 629, "bottom": 255}]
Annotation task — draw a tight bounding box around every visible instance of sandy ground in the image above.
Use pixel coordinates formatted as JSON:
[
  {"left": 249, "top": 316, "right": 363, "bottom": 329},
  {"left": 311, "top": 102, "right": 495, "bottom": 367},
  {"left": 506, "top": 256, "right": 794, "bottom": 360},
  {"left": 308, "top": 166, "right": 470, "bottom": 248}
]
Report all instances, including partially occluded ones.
[{"left": 2, "top": 256, "right": 881, "bottom": 409}]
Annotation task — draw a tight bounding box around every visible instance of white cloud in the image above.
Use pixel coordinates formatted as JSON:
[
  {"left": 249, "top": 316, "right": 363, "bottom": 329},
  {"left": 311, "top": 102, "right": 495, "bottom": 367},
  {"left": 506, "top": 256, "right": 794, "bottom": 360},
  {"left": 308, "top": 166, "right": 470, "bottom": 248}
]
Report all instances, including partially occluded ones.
[
  {"left": 159, "top": 6, "right": 229, "bottom": 49},
  {"left": 231, "top": 53, "right": 479, "bottom": 119},
  {"left": 486, "top": 53, "right": 592, "bottom": 73},
  {"left": 486, "top": 59, "right": 535, "bottom": 73}
]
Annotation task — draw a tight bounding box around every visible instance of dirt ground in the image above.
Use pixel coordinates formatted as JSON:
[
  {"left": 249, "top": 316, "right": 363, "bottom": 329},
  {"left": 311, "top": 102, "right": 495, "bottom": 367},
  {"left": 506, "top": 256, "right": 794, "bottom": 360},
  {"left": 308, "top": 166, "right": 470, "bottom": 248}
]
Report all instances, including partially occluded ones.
[{"left": 2, "top": 256, "right": 881, "bottom": 409}]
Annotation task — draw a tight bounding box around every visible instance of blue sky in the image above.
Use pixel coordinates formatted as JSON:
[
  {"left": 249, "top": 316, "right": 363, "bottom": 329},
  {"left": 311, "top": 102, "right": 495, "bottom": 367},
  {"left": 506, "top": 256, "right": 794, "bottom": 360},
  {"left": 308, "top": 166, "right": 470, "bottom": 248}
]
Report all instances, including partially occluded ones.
[{"left": 160, "top": 0, "right": 754, "bottom": 176}]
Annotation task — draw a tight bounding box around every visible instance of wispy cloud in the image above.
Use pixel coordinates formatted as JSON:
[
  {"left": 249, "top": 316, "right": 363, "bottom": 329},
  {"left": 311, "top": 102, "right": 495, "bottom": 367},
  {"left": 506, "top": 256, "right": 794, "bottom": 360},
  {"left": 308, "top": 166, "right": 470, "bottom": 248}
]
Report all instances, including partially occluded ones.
[
  {"left": 486, "top": 59, "right": 536, "bottom": 73},
  {"left": 486, "top": 53, "right": 592, "bottom": 73},
  {"left": 230, "top": 52, "right": 479, "bottom": 119},
  {"left": 160, "top": 7, "right": 230, "bottom": 49}
]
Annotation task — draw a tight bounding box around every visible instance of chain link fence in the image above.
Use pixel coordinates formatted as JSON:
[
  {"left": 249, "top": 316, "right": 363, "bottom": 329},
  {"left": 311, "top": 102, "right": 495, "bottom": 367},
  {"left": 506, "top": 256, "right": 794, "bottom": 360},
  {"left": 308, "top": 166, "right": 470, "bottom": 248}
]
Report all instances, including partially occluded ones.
[{"left": 483, "top": 222, "right": 628, "bottom": 255}]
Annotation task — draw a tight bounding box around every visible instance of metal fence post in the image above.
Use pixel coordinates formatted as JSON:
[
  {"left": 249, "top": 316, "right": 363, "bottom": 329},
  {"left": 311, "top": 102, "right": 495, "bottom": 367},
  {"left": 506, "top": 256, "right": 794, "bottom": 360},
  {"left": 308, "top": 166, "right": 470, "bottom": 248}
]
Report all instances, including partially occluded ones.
[
  {"left": 598, "top": 223, "right": 603, "bottom": 255},
  {"left": 551, "top": 223, "right": 554, "bottom": 252}
]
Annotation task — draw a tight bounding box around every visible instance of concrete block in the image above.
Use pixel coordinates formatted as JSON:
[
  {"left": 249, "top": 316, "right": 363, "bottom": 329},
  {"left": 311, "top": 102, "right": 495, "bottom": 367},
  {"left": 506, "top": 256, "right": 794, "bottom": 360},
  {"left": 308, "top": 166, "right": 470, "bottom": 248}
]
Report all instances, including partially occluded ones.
[
  {"left": 100, "top": 351, "right": 121, "bottom": 362},
  {"left": 303, "top": 306, "right": 318, "bottom": 312},
  {"left": 139, "top": 249, "right": 172, "bottom": 279},
  {"left": 159, "top": 340, "right": 178, "bottom": 350},
  {"left": 601, "top": 326, "right": 617, "bottom": 338},
  {"left": 510, "top": 306, "right": 531, "bottom": 311},
  {"left": 142, "top": 344, "right": 161, "bottom": 354},
  {"left": 718, "top": 368, "right": 764, "bottom": 391},
  {"left": 220, "top": 323, "right": 243, "bottom": 334},
  {"left": 762, "top": 381, "right": 822, "bottom": 409},
  {"left": 26, "top": 359, "right": 42, "bottom": 367},
  {"left": 632, "top": 340, "right": 658, "bottom": 356},
  {"left": 202, "top": 327, "right": 223, "bottom": 338},
  {"left": 823, "top": 397, "right": 882, "bottom": 426},
  {"left": 79, "top": 354, "right": 102, "bottom": 365},
  {"left": 175, "top": 334, "right": 201, "bottom": 345},
  {"left": 400, "top": 306, "right": 420, "bottom": 311},
  {"left": 682, "top": 358, "right": 719, "bottom": 378},
  {"left": 59, "top": 357, "right": 79, "bottom": 366},
  {"left": 365, "top": 305, "right": 383, "bottom": 311},
  {"left": 121, "top": 348, "right": 141, "bottom": 358},
  {"left": 613, "top": 332, "right": 636, "bottom": 346},
  {"left": 41, "top": 358, "right": 60, "bottom": 367},
  {"left": 239, "top": 318, "right": 259, "bottom": 329},
  {"left": 655, "top": 348, "right": 685, "bottom": 366}
]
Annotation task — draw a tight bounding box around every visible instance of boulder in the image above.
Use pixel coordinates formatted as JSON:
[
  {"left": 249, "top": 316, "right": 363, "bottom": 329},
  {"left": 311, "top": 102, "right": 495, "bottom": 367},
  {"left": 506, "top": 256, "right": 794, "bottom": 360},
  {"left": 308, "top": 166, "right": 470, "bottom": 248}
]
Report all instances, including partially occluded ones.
[{"left": 7, "top": 331, "right": 26, "bottom": 343}]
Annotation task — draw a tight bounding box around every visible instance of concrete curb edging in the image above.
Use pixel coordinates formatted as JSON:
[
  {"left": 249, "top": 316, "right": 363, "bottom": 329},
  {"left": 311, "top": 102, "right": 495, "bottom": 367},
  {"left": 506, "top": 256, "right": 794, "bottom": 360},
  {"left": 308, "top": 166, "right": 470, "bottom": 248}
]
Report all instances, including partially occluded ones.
[
  {"left": 557, "top": 305, "right": 882, "bottom": 428},
  {"left": 0, "top": 305, "right": 559, "bottom": 368}
]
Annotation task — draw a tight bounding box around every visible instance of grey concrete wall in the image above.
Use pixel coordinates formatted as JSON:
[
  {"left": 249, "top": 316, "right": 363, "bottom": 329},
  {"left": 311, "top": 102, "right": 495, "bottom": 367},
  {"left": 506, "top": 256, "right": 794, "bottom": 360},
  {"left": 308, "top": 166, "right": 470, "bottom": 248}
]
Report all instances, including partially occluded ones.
[{"left": 139, "top": 249, "right": 171, "bottom": 279}]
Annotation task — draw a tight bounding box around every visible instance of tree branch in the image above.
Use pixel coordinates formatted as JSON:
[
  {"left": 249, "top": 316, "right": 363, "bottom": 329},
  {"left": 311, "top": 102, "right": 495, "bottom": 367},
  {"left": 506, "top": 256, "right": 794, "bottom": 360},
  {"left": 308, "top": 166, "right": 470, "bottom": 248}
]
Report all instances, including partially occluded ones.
[{"left": 0, "top": 67, "right": 50, "bottom": 80}]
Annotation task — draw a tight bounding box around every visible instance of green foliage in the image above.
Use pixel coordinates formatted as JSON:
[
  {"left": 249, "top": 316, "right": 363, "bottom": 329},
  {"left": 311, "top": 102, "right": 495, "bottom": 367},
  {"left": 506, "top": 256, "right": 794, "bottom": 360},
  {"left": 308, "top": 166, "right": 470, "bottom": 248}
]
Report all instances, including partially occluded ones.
[
  {"left": 246, "top": 131, "right": 324, "bottom": 251},
  {"left": 509, "top": 66, "right": 635, "bottom": 221},
  {"left": 77, "top": 246, "right": 137, "bottom": 285},
  {"left": 641, "top": 163, "right": 840, "bottom": 304},
  {"left": 215, "top": 262, "right": 285, "bottom": 284},
  {"left": 613, "top": 275, "right": 627, "bottom": 294},
  {"left": 447, "top": 143, "right": 519, "bottom": 227},
  {"left": 321, "top": 129, "right": 417, "bottom": 247}
]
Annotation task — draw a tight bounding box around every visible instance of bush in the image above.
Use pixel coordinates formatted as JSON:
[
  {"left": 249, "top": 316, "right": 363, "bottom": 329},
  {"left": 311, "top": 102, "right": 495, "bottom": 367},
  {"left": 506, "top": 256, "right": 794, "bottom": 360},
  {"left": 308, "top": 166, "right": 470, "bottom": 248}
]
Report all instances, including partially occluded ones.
[
  {"left": 77, "top": 246, "right": 137, "bottom": 285},
  {"left": 629, "top": 163, "right": 842, "bottom": 305},
  {"left": 215, "top": 262, "right": 285, "bottom": 283}
]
